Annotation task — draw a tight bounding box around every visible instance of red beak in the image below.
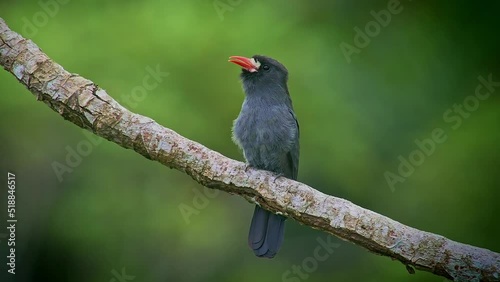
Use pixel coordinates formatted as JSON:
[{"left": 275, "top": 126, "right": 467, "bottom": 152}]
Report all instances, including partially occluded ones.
[{"left": 228, "top": 56, "right": 259, "bottom": 72}]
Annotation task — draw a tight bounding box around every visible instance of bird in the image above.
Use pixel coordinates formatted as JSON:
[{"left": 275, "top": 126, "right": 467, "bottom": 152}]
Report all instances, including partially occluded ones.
[{"left": 228, "top": 55, "right": 300, "bottom": 258}]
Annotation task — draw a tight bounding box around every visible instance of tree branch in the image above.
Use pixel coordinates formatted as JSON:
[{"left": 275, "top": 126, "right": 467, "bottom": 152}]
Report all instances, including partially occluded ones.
[{"left": 1, "top": 18, "right": 498, "bottom": 281}]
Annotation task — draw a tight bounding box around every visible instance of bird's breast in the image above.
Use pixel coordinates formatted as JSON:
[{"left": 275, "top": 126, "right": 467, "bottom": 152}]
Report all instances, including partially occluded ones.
[{"left": 232, "top": 104, "right": 297, "bottom": 169}]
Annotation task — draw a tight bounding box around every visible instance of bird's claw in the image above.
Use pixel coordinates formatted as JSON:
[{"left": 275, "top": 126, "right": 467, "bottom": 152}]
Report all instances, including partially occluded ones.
[
  {"left": 273, "top": 173, "right": 284, "bottom": 184},
  {"left": 244, "top": 163, "right": 253, "bottom": 172}
]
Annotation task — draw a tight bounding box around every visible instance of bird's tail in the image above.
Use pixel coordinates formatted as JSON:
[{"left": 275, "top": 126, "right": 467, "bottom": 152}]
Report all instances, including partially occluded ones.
[{"left": 248, "top": 206, "right": 286, "bottom": 258}]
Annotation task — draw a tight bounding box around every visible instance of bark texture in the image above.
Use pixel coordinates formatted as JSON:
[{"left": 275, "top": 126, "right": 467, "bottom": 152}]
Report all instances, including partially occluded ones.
[{"left": 1, "top": 18, "right": 499, "bottom": 281}]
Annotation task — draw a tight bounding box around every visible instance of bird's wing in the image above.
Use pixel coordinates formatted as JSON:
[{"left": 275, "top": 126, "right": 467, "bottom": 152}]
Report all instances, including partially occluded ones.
[{"left": 286, "top": 109, "right": 300, "bottom": 180}]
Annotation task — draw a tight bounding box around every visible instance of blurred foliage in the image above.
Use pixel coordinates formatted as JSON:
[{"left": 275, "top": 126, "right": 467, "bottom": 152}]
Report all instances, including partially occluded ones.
[{"left": 0, "top": 1, "right": 499, "bottom": 281}]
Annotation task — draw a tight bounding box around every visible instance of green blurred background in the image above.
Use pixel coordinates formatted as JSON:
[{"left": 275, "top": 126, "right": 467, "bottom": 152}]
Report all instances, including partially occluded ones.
[{"left": 1, "top": 1, "right": 499, "bottom": 281}]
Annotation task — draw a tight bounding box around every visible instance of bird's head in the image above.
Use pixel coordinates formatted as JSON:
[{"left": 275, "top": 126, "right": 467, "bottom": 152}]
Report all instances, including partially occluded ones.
[{"left": 228, "top": 55, "right": 289, "bottom": 89}]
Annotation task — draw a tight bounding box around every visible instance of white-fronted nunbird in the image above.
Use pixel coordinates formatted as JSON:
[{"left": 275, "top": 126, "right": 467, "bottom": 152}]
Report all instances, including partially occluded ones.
[{"left": 229, "top": 55, "right": 300, "bottom": 258}]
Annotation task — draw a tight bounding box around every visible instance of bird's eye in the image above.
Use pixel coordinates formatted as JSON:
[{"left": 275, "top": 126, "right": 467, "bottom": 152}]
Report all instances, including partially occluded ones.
[{"left": 262, "top": 65, "right": 270, "bottom": 71}]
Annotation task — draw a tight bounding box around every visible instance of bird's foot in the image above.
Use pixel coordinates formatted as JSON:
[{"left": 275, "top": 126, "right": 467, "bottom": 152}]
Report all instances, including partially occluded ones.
[
  {"left": 273, "top": 173, "right": 284, "bottom": 184},
  {"left": 244, "top": 163, "right": 254, "bottom": 172}
]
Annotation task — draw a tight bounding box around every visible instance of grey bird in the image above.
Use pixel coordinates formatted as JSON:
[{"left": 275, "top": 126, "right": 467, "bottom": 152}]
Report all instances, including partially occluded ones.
[{"left": 228, "top": 55, "right": 300, "bottom": 258}]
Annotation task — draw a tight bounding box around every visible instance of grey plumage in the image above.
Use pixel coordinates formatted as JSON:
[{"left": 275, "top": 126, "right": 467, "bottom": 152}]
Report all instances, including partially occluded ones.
[{"left": 231, "top": 55, "right": 299, "bottom": 258}]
